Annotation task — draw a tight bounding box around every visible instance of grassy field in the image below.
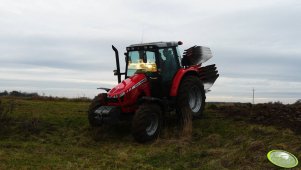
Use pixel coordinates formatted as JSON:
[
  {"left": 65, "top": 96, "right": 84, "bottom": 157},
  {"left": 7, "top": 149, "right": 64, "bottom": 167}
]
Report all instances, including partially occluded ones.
[{"left": 0, "top": 97, "right": 300, "bottom": 169}]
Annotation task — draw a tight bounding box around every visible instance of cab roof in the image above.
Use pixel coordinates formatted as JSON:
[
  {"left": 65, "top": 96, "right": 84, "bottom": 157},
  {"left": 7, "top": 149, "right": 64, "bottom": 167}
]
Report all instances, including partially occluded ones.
[{"left": 127, "top": 41, "right": 180, "bottom": 51}]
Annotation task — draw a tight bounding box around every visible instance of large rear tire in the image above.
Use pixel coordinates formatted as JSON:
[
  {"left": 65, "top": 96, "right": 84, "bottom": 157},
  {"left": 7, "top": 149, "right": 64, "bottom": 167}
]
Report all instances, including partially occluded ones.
[
  {"left": 88, "top": 93, "right": 107, "bottom": 127},
  {"left": 132, "top": 103, "right": 162, "bottom": 143},
  {"left": 177, "top": 76, "right": 206, "bottom": 120}
]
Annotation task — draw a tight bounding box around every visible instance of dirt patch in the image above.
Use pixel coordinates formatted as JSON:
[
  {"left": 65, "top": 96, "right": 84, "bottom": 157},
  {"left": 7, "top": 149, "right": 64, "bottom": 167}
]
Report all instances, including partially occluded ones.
[{"left": 212, "top": 102, "right": 301, "bottom": 133}]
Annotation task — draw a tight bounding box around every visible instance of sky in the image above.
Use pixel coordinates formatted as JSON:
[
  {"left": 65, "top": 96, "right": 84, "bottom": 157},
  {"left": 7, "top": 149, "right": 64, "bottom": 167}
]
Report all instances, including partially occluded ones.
[{"left": 0, "top": 0, "right": 300, "bottom": 103}]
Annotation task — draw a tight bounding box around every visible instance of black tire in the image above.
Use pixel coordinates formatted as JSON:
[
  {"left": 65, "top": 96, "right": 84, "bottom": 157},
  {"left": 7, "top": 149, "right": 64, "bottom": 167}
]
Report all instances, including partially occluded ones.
[
  {"left": 176, "top": 76, "right": 206, "bottom": 120},
  {"left": 88, "top": 93, "right": 107, "bottom": 127},
  {"left": 132, "top": 103, "right": 162, "bottom": 143}
]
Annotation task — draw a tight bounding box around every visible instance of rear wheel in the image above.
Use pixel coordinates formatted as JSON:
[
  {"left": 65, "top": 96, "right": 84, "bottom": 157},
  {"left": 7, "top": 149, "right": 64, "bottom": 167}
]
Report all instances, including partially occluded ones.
[
  {"left": 177, "top": 76, "right": 206, "bottom": 120},
  {"left": 132, "top": 103, "right": 162, "bottom": 143},
  {"left": 88, "top": 93, "right": 107, "bottom": 127}
]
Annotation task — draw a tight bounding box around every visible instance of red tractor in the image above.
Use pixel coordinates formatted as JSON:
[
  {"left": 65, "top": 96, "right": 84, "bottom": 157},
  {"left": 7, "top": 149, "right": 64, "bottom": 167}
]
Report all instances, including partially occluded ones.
[{"left": 88, "top": 41, "right": 219, "bottom": 143}]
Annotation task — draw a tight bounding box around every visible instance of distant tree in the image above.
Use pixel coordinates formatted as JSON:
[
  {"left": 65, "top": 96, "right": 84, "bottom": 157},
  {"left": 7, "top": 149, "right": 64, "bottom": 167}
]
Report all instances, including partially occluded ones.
[
  {"left": 0, "top": 90, "right": 8, "bottom": 96},
  {"left": 295, "top": 99, "right": 301, "bottom": 104},
  {"left": 8, "top": 91, "right": 40, "bottom": 97},
  {"left": 9, "top": 91, "right": 22, "bottom": 97}
]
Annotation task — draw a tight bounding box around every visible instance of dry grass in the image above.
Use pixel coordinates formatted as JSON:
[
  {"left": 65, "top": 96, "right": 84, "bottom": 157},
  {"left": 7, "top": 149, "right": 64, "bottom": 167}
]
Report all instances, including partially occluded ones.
[
  {"left": 0, "top": 99, "right": 15, "bottom": 122},
  {"left": 179, "top": 108, "right": 193, "bottom": 141},
  {"left": 0, "top": 98, "right": 300, "bottom": 169}
]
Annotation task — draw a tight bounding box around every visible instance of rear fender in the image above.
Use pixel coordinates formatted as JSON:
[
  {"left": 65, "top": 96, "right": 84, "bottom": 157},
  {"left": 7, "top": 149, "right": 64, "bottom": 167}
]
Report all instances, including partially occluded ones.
[{"left": 169, "top": 67, "right": 199, "bottom": 97}]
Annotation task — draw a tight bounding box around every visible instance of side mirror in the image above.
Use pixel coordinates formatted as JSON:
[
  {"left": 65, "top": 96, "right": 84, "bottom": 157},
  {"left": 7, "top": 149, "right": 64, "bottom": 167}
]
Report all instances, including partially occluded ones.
[
  {"left": 113, "top": 70, "right": 118, "bottom": 75},
  {"left": 124, "top": 53, "right": 128, "bottom": 62}
]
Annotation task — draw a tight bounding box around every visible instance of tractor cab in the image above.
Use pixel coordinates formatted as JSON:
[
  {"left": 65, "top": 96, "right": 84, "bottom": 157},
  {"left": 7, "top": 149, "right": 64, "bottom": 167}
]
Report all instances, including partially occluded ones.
[{"left": 125, "top": 41, "right": 183, "bottom": 97}]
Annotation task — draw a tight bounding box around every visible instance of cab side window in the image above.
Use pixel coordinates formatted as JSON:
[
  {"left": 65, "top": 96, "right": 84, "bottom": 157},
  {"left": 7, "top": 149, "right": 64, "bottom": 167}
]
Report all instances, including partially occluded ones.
[{"left": 159, "top": 48, "right": 178, "bottom": 82}]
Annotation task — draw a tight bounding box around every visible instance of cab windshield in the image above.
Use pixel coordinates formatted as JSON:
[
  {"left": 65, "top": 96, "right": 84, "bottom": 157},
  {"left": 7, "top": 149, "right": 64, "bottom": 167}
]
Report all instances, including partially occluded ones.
[{"left": 127, "top": 50, "right": 157, "bottom": 77}]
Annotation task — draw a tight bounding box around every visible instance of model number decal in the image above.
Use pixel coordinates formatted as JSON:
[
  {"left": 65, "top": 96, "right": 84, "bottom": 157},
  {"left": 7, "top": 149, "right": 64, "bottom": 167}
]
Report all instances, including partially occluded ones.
[{"left": 125, "top": 78, "right": 147, "bottom": 94}]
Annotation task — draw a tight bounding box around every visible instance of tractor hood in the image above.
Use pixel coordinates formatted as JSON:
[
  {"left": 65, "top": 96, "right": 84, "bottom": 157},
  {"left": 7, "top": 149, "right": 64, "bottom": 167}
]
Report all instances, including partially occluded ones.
[{"left": 107, "top": 74, "right": 147, "bottom": 98}]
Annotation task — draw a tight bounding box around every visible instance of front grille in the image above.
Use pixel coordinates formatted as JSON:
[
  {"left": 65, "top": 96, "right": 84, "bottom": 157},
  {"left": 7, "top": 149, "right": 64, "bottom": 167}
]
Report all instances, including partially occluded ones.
[{"left": 107, "top": 98, "right": 119, "bottom": 103}]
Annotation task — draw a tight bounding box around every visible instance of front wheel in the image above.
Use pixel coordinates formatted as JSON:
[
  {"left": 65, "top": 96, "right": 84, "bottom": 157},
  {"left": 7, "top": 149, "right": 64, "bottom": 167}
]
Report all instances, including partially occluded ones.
[
  {"left": 88, "top": 93, "right": 107, "bottom": 127},
  {"left": 132, "top": 103, "right": 162, "bottom": 143}
]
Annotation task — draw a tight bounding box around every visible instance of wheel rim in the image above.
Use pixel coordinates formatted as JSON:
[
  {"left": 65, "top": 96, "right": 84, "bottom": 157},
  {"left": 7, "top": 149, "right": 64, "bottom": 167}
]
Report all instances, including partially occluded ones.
[
  {"left": 188, "top": 86, "right": 202, "bottom": 113},
  {"left": 146, "top": 114, "right": 159, "bottom": 136}
]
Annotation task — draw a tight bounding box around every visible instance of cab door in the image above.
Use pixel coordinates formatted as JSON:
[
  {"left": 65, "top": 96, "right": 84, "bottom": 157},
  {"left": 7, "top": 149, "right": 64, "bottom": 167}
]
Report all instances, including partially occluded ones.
[{"left": 158, "top": 47, "right": 181, "bottom": 96}]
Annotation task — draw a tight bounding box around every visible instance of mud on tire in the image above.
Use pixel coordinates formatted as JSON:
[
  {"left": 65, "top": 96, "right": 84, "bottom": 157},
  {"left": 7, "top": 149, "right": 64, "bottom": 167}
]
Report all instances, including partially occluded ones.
[
  {"left": 88, "top": 93, "right": 107, "bottom": 127},
  {"left": 132, "top": 103, "right": 162, "bottom": 143},
  {"left": 177, "top": 75, "right": 206, "bottom": 120}
]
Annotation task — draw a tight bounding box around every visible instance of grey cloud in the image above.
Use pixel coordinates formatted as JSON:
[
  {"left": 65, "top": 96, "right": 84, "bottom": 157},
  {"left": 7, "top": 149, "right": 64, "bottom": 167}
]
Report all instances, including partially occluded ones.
[
  {"left": 0, "top": 35, "right": 129, "bottom": 71},
  {"left": 0, "top": 0, "right": 300, "bottom": 102}
]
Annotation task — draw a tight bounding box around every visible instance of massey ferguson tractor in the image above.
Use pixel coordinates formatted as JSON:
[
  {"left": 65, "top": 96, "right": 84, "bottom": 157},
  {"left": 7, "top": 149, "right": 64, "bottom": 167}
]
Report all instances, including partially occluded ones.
[{"left": 88, "top": 41, "right": 219, "bottom": 143}]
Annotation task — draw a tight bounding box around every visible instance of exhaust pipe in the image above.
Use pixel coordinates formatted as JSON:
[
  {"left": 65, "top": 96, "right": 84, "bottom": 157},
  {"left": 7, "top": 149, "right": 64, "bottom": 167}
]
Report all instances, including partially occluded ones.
[{"left": 112, "top": 45, "right": 121, "bottom": 83}]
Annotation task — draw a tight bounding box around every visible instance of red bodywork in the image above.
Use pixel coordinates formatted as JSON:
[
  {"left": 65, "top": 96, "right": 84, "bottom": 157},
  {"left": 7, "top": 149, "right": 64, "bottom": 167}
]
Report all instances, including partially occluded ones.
[
  {"left": 170, "top": 65, "right": 201, "bottom": 96},
  {"left": 107, "top": 66, "right": 202, "bottom": 113},
  {"left": 107, "top": 74, "right": 151, "bottom": 113}
]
